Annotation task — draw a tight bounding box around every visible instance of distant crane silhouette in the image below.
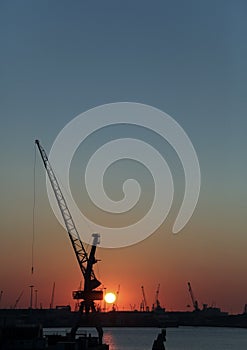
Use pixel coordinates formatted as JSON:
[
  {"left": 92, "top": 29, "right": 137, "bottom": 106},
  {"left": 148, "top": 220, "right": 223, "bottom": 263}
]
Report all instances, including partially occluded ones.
[
  {"left": 141, "top": 286, "right": 149, "bottom": 311},
  {"left": 13, "top": 290, "right": 24, "bottom": 309},
  {"left": 50, "top": 282, "right": 55, "bottom": 309},
  {"left": 188, "top": 282, "right": 199, "bottom": 311},
  {"left": 112, "top": 285, "right": 120, "bottom": 311},
  {"left": 153, "top": 283, "right": 162, "bottom": 310},
  {"left": 0, "top": 291, "right": 3, "bottom": 307}
]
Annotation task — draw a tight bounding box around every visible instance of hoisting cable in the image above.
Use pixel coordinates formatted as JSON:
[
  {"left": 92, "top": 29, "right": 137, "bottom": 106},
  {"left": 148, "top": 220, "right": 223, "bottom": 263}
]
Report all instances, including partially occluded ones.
[{"left": 31, "top": 144, "right": 37, "bottom": 274}]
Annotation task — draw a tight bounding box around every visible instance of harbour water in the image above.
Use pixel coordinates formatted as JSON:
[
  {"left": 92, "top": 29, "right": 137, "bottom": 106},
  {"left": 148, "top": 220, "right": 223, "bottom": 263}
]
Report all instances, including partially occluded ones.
[{"left": 44, "top": 327, "right": 247, "bottom": 350}]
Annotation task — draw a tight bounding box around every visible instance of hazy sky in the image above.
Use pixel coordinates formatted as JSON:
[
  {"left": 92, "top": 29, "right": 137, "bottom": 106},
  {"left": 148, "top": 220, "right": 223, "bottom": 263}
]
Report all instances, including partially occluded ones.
[{"left": 0, "top": 0, "right": 247, "bottom": 313}]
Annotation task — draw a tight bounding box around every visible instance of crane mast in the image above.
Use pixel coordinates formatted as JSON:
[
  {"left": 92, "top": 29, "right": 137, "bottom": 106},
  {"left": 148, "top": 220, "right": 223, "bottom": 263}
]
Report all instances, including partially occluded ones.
[{"left": 35, "top": 140, "right": 103, "bottom": 313}]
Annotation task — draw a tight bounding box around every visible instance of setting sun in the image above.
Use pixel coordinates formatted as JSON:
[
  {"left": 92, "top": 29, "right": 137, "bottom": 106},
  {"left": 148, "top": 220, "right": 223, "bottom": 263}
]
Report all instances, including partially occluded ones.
[{"left": 104, "top": 292, "right": 116, "bottom": 304}]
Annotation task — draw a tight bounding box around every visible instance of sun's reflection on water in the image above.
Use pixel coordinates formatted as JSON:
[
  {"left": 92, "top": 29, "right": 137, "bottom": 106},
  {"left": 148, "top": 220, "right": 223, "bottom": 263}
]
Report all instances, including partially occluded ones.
[{"left": 103, "top": 330, "right": 117, "bottom": 350}]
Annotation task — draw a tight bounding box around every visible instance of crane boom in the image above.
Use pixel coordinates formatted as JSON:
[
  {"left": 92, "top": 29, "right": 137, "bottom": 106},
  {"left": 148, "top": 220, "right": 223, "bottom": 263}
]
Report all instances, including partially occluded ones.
[
  {"left": 13, "top": 290, "right": 24, "bottom": 309},
  {"left": 35, "top": 140, "right": 102, "bottom": 307}
]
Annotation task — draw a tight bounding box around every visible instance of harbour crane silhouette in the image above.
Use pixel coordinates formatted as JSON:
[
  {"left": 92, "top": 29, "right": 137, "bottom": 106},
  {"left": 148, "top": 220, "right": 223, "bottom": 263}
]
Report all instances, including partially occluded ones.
[{"left": 35, "top": 140, "right": 103, "bottom": 337}]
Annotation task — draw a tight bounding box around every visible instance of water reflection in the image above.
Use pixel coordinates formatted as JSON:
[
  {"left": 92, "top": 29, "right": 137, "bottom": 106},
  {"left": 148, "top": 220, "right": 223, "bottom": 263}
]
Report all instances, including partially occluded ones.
[{"left": 103, "top": 330, "right": 117, "bottom": 350}]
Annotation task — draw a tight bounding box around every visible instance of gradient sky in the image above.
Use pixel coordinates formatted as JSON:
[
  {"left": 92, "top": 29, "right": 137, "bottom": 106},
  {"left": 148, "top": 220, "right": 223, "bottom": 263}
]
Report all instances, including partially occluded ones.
[{"left": 0, "top": 0, "right": 247, "bottom": 313}]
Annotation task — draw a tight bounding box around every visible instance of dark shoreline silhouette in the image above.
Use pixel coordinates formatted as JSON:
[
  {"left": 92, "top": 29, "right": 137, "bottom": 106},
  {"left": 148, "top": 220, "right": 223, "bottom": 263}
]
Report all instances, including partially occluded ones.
[{"left": 1, "top": 308, "right": 247, "bottom": 329}]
